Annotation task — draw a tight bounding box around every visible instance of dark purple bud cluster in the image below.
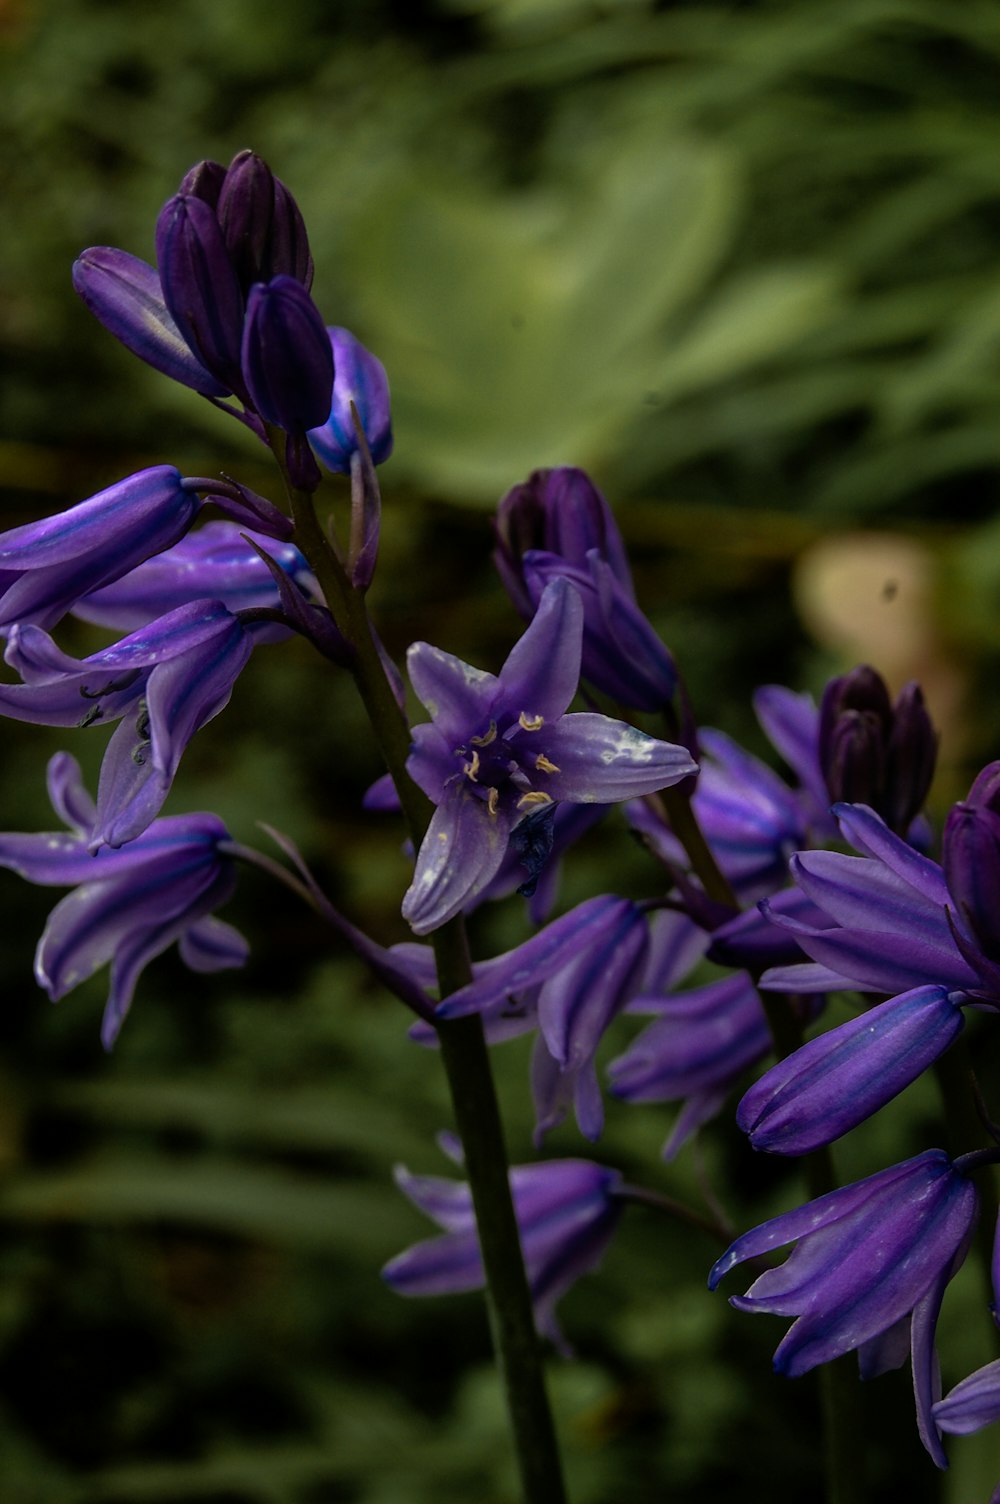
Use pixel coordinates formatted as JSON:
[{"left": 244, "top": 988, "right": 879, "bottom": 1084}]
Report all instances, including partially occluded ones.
[
  {"left": 818, "top": 664, "right": 937, "bottom": 834},
  {"left": 74, "top": 152, "right": 357, "bottom": 474}
]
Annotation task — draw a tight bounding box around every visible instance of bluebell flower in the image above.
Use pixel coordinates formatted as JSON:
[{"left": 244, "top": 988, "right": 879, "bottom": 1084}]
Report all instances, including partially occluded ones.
[
  {"left": 0, "top": 600, "right": 253, "bottom": 847},
  {"left": 0, "top": 467, "right": 207, "bottom": 634},
  {"left": 760, "top": 802, "right": 978, "bottom": 999},
  {"left": 753, "top": 683, "right": 836, "bottom": 834},
  {"left": 435, "top": 894, "right": 650, "bottom": 1141},
  {"left": 609, "top": 971, "right": 772, "bottom": 1160},
  {"left": 401, "top": 577, "right": 696, "bottom": 933},
  {"left": 211, "top": 149, "right": 314, "bottom": 292},
  {"left": 0, "top": 753, "right": 247, "bottom": 1048},
  {"left": 382, "top": 1154, "right": 624, "bottom": 1354},
  {"left": 72, "top": 522, "right": 319, "bottom": 635},
  {"left": 724, "top": 769, "right": 1000, "bottom": 1156},
  {"left": 493, "top": 467, "right": 677, "bottom": 712},
  {"left": 710, "top": 1149, "right": 979, "bottom": 1466},
  {"left": 736, "top": 985, "right": 964, "bottom": 1155}
]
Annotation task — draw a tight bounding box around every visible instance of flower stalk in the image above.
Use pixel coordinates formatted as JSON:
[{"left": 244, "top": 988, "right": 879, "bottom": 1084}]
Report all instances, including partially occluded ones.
[{"left": 276, "top": 443, "right": 569, "bottom": 1504}]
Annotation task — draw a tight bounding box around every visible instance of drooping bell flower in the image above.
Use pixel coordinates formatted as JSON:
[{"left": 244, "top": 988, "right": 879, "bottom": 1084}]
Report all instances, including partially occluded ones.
[
  {"left": 493, "top": 467, "right": 677, "bottom": 712},
  {"left": 0, "top": 600, "right": 253, "bottom": 848},
  {"left": 72, "top": 522, "right": 319, "bottom": 634},
  {"left": 608, "top": 972, "right": 773, "bottom": 1160},
  {"left": 0, "top": 753, "right": 248, "bottom": 1048},
  {"left": 735, "top": 984, "right": 965, "bottom": 1155},
  {"left": 0, "top": 467, "right": 206, "bottom": 634},
  {"left": 710, "top": 1149, "right": 980, "bottom": 1466},
  {"left": 434, "top": 893, "right": 650, "bottom": 1142},
  {"left": 400, "top": 577, "right": 696, "bottom": 933},
  {"left": 383, "top": 1153, "right": 624, "bottom": 1354}
]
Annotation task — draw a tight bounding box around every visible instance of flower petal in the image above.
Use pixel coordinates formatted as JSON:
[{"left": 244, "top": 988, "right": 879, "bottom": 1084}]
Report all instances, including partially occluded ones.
[
  {"left": 402, "top": 785, "right": 514, "bottom": 934},
  {"left": 538, "top": 714, "right": 696, "bottom": 802},
  {"left": 72, "top": 247, "right": 229, "bottom": 395},
  {"left": 497, "top": 576, "right": 583, "bottom": 724}
]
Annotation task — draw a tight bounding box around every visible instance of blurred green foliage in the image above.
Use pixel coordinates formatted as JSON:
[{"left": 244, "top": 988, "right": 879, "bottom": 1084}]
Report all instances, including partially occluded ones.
[{"left": 2, "top": 0, "right": 1000, "bottom": 1500}]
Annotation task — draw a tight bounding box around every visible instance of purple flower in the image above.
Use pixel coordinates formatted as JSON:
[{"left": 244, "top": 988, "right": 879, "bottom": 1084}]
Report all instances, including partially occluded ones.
[
  {"left": 494, "top": 467, "right": 677, "bottom": 712},
  {"left": 401, "top": 577, "right": 696, "bottom": 933},
  {"left": 213, "top": 149, "right": 314, "bottom": 292},
  {"left": 382, "top": 1155, "right": 624, "bottom": 1353},
  {"left": 0, "top": 467, "right": 205, "bottom": 634},
  {"left": 75, "top": 152, "right": 315, "bottom": 409},
  {"left": 71, "top": 248, "right": 230, "bottom": 397},
  {"left": 241, "top": 275, "right": 335, "bottom": 434},
  {"left": 818, "top": 665, "right": 937, "bottom": 835},
  {"left": 0, "top": 600, "right": 253, "bottom": 847},
  {"left": 436, "top": 894, "right": 650, "bottom": 1142},
  {"left": 156, "top": 191, "right": 247, "bottom": 396},
  {"left": 72, "top": 522, "right": 319, "bottom": 634},
  {"left": 0, "top": 753, "right": 247, "bottom": 1048},
  {"left": 709, "top": 1149, "right": 979, "bottom": 1466},
  {"left": 690, "top": 730, "right": 809, "bottom": 899},
  {"left": 609, "top": 972, "right": 772, "bottom": 1160},
  {"left": 736, "top": 985, "right": 965, "bottom": 1155},
  {"left": 760, "top": 802, "right": 978, "bottom": 999},
  {"left": 308, "top": 327, "right": 393, "bottom": 473}
]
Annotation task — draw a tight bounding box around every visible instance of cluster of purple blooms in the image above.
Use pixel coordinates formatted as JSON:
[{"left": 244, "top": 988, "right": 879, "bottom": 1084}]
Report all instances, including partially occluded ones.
[{"left": 8, "top": 150, "right": 1000, "bottom": 1486}]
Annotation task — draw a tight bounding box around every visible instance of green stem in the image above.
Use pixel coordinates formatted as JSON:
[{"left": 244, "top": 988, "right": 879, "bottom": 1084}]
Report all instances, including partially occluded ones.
[
  {"left": 277, "top": 454, "right": 568, "bottom": 1504},
  {"left": 659, "top": 783, "right": 738, "bottom": 910}
]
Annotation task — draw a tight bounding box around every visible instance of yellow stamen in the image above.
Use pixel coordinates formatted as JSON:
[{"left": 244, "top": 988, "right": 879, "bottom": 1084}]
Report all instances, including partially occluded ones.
[
  {"left": 470, "top": 721, "right": 498, "bottom": 747},
  {"left": 518, "top": 711, "right": 544, "bottom": 731},
  {"left": 487, "top": 787, "right": 500, "bottom": 817},
  {"left": 464, "top": 749, "right": 480, "bottom": 781},
  {"left": 517, "top": 791, "right": 553, "bottom": 810},
  {"left": 535, "top": 753, "right": 560, "bottom": 774}
]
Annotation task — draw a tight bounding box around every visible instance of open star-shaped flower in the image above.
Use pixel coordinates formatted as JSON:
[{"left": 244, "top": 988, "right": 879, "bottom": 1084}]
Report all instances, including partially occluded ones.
[{"left": 401, "top": 578, "right": 697, "bottom": 933}]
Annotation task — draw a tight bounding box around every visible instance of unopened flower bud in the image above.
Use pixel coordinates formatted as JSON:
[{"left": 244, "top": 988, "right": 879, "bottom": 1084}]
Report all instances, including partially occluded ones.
[
  {"left": 241, "top": 276, "right": 334, "bottom": 434},
  {"left": 156, "top": 193, "right": 245, "bottom": 392},
  {"left": 217, "top": 149, "right": 314, "bottom": 292},
  {"left": 178, "top": 159, "right": 226, "bottom": 207},
  {"left": 818, "top": 665, "right": 937, "bottom": 832}
]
